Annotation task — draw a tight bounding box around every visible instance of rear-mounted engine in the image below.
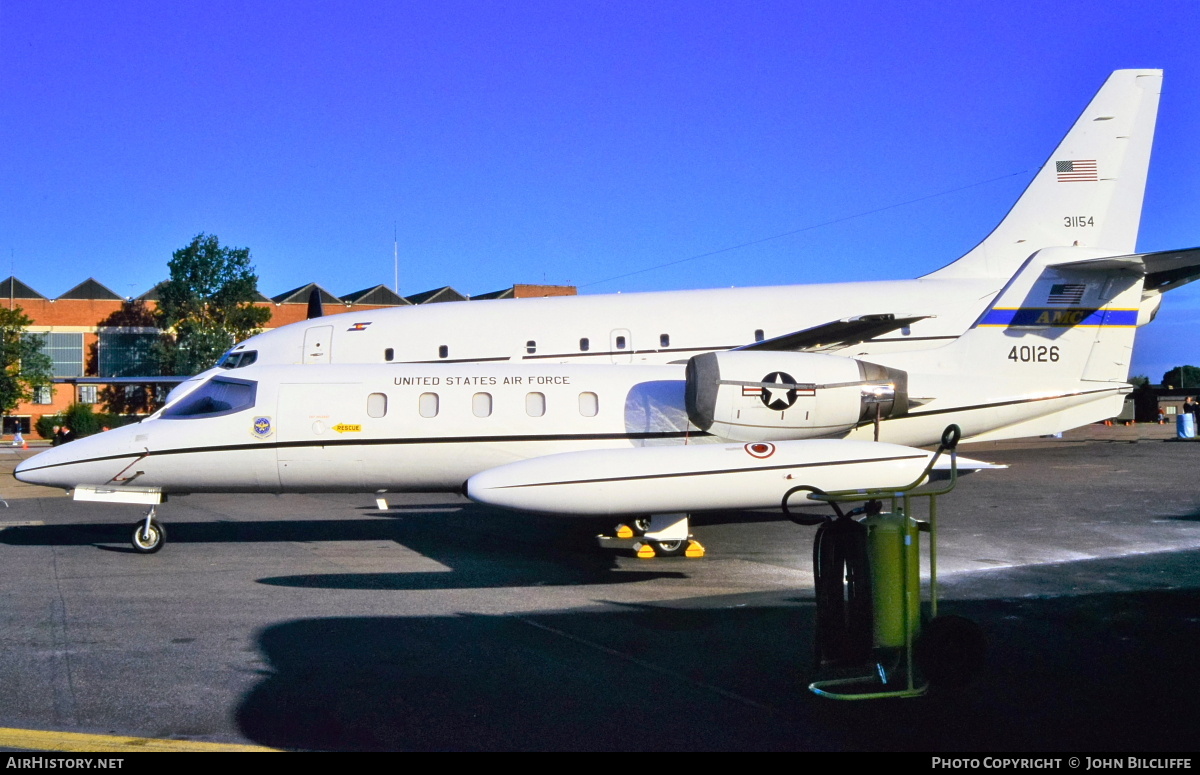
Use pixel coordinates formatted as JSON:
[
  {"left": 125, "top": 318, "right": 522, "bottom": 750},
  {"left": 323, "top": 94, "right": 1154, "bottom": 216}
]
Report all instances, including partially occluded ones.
[{"left": 685, "top": 351, "right": 908, "bottom": 441}]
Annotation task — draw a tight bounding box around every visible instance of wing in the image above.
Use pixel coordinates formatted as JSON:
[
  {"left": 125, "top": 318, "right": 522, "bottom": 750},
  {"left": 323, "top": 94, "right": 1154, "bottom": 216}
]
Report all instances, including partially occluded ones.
[{"left": 736, "top": 314, "right": 930, "bottom": 353}]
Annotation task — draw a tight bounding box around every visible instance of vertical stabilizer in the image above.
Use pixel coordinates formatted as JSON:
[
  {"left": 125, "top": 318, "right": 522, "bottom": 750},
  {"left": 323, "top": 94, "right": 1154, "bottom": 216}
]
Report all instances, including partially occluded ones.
[{"left": 927, "top": 70, "right": 1162, "bottom": 279}]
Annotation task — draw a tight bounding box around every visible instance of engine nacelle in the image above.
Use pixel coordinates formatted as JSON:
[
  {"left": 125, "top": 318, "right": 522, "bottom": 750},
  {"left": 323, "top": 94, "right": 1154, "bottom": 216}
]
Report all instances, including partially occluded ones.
[{"left": 685, "top": 351, "right": 908, "bottom": 441}]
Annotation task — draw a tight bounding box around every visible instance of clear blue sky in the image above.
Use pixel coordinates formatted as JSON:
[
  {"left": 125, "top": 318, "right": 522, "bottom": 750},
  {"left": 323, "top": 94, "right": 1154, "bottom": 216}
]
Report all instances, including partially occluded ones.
[{"left": 2, "top": 1, "right": 1198, "bottom": 382}]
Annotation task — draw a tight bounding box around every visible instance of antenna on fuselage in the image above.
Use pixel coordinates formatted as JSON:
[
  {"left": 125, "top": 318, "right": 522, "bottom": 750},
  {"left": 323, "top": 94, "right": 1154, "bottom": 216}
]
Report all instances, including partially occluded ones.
[{"left": 306, "top": 287, "right": 324, "bottom": 320}]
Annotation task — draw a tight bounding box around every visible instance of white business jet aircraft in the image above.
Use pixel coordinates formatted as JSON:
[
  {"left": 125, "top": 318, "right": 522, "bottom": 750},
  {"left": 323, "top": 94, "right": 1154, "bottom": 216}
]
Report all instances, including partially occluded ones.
[
  {"left": 14, "top": 231, "right": 1199, "bottom": 553},
  {"left": 17, "top": 69, "right": 1200, "bottom": 553},
  {"left": 199, "top": 70, "right": 1191, "bottom": 382}
]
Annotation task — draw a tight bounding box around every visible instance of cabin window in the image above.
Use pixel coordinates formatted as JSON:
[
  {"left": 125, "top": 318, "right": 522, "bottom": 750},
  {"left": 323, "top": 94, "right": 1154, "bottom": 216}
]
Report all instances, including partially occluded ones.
[
  {"left": 526, "top": 340, "right": 536, "bottom": 354},
  {"left": 163, "top": 377, "right": 256, "bottom": 419},
  {"left": 660, "top": 333, "right": 670, "bottom": 348},
  {"left": 367, "top": 393, "right": 388, "bottom": 418},
  {"left": 754, "top": 329, "right": 765, "bottom": 342},
  {"left": 438, "top": 345, "right": 449, "bottom": 359},
  {"left": 615, "top": 336, "right": 626, "bottom": 350},
  {"left": 578, "top": 392, "right": 599, "bottom": 417},
  {"left": 473, "top": 392, "right": 493, "bottom": 418},
  {"left": 384, "top": 348, "right": 394, "bottom": 362},
  {"left": 579, "top": 338, "right": 590, "bottom": 352},
  {"left": 419, "top": 392, "right": 439, "bottom": 418},
  {"left": 526, "top": 392, "right": 546, "bottom": 417}
]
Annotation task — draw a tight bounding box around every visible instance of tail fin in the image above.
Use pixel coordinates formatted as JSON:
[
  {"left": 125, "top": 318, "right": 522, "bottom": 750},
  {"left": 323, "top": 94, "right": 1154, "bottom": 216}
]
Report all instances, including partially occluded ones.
[{"left": 927, "top": 69, "right": 1162, "bottom": 280}]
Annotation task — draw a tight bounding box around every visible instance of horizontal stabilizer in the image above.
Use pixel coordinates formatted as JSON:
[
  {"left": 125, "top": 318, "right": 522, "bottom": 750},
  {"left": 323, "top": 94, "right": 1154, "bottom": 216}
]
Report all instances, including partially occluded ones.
[
  {"left": 738, "top": 314, "right": 929, "bottom": 352},
  {"left": 1047, "top": 246, "right": 1200, "bottom": 295}
]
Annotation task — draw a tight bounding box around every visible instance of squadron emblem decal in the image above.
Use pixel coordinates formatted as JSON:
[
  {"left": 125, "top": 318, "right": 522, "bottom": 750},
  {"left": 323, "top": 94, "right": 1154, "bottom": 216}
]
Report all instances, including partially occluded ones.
[
  {"left": 252, "top": 416, "right": 273, "bottom": 439},
  {"left": 347, "top": 322, "right": 372, "bottom": 332}
]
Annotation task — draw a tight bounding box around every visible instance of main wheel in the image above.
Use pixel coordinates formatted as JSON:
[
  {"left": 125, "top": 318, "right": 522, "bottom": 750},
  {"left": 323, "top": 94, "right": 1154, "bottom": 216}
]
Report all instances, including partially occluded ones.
[
  {"left": 652, "top": 539, "right": 688, "bottom": 557},
  {"left": 131, "top": 520, "right": 166, "bottom": 554},
  {"left": 914, "top": 614, "right": 986, "bottom": 689}
]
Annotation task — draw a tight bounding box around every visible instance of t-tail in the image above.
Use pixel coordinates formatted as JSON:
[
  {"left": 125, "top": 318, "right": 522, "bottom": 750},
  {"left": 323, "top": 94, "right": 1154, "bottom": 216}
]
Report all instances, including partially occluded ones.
[{"left": 926, "top": 69, "right": 1162, "bottom": 280}]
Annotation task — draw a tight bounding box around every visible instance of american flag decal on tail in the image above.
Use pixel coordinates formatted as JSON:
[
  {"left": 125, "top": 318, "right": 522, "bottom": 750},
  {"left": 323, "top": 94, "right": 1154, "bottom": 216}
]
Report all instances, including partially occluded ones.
[
  {"left": 1048, "top": 284, "right": 1086, "bottom": 305},
  {"left": 1056, "top": 160, "right": 1098, "bottom": 182}
]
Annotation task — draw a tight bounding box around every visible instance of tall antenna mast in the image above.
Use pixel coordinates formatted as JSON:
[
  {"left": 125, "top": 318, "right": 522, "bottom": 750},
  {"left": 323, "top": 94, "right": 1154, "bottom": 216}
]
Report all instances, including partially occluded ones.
[{"left": 393, "top": 223, "right": 399, "bottom": 295}]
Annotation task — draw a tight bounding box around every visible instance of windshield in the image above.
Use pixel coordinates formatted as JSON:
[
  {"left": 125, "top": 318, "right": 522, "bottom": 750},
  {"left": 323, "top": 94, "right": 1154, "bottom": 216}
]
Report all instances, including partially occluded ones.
[
  {"left": 217, "top": 350, "right": 258, "bottom": 369},
  {"left": 161, "top": 377, "right": 257, "bottom": 419}
]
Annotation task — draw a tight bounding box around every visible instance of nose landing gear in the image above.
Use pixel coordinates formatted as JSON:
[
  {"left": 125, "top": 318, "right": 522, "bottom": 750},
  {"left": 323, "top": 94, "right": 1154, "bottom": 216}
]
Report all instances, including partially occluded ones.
[{"left": 131, "top": 506, "right": 166, "bottom": 554}]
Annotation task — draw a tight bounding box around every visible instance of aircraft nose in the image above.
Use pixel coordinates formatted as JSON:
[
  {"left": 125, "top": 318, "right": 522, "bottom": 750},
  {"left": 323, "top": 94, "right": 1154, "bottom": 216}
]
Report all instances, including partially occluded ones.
[
  {"left": 15, "top": 433, "right": 118, "bottom": 489},
  {"left": 14, "top": 449, "right": 59, "bottom": 486}
]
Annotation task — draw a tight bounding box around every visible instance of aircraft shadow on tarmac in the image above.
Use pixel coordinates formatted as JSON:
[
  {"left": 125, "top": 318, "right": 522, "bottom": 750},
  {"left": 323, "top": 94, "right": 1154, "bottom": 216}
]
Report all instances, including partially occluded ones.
[
  {"left": 0, "top": 508, "right": 688, "bottom": 589},
  {"left": 234, "top": 553, "right": 1200, "bottom": 752}
]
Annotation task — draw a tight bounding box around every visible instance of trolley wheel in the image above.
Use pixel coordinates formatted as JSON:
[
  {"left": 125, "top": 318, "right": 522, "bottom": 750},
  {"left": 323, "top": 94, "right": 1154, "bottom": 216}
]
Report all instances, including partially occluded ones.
[
  {"left": 632, "top": 518, "right": 651, "bottom": 534},
  {"left": 131, "top": 519, "right": 166, "bottom": 554},
  {"left": 914, "top": 614, "right": 986, "bottom": 689},
  {"left": 652, "top": 539, "right": 688, "bottom": 557}
]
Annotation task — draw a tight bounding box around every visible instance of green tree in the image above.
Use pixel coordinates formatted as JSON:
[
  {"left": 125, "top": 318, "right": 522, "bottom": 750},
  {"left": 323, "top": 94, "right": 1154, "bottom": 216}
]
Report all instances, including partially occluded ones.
[
  {"left": 1162, "top": 365, "right": 1200, "bottom": 389},
  {"left": 155, "top": 233, "right": 271, "bottom": 375},
  {"left": 0, "top": 306, "right": 53, "bottom": 422}
]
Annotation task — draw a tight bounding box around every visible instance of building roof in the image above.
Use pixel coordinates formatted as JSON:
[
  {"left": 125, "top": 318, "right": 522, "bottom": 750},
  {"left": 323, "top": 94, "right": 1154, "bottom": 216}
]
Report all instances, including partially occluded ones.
[
  {"left": 472, "top": 287, "right": 515, "bottom": 300},
  {"left": 406, "top": 286, "right": 467, "bottom": 304},
  {"left": 0, "top": 277, "right": 47, "bottom": 300},
  {"left": 472, "top": 284, "right": 578, "bottom": 300},
  {"left": 57, "top": 278, "right": 123, "bottom": 301},
  {"left": 271, "top": 283, "right": 343, "bottom": 305},
  {"left": 136, "top": 281, "right": 168, "bottom": 301},
  {"left": 341, "top": 284, "right": 411, "bottom": 306}
]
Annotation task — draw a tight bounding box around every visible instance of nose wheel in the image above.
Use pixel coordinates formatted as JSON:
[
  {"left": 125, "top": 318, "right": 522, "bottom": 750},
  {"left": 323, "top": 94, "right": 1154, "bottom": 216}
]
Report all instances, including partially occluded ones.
[{"left": 131, "top": 507, "right": 166, "bottom": 554}]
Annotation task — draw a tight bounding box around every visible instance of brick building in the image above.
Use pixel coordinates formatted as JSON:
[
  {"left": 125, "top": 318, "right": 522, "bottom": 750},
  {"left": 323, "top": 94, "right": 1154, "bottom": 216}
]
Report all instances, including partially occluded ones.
[{"left": 5, "top": 277, "right": 575, "bottom": 439}]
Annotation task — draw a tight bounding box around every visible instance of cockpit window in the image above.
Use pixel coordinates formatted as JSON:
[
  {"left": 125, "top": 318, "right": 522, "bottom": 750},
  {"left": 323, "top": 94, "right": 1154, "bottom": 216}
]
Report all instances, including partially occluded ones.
[
  {"left": 162, "top": 377, "right": 257, "bottom": 419},
  {"left": 217, "top": 350, "right": 258, "bottom": 369}
]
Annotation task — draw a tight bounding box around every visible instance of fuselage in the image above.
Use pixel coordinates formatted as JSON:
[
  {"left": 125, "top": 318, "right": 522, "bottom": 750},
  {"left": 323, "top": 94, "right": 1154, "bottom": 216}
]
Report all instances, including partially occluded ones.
[
  {"left": 224, "top": 277, "right": 1005, "bottom": 370},
  {"left": 15, "top": 346, "right": 1125, "bottom": 497}
]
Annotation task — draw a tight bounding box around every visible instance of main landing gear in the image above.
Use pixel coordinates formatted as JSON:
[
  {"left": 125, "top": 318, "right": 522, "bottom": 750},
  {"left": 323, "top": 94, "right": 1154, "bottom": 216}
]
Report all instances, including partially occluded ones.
[
  {"left": 131, "top": 506, "right": 166, "bottom": 554},
  {"left": 597, "top": 513, "right": 706, "bottom": 558}
]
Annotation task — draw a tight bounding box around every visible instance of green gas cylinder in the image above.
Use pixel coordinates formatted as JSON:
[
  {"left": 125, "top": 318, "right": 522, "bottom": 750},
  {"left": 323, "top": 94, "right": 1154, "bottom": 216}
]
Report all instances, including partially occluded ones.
[{"left": 864, "top": 510, "right": 921, "bottom": 648}]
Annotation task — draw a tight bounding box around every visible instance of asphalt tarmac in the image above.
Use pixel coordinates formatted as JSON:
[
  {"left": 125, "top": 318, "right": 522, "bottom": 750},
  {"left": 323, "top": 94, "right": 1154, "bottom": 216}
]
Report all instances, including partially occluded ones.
[{"left": 1, "top": 424, "right": 1198, "bottom": 752}]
